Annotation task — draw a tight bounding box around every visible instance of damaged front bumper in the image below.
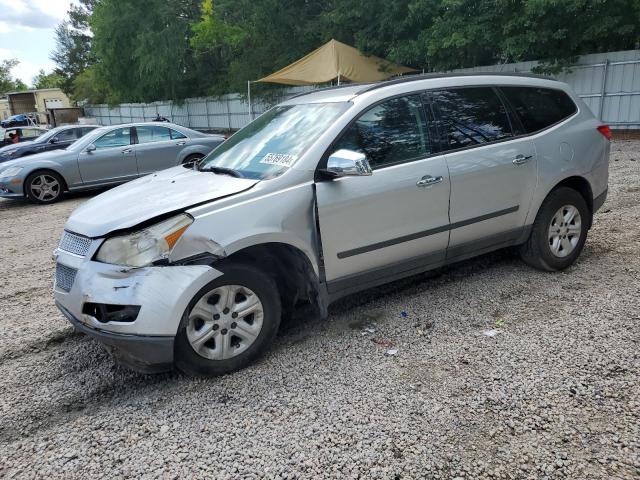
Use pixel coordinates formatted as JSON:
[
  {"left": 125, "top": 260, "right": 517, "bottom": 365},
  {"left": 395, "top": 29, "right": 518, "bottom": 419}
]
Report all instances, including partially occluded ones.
[
  {"left": 56, "top": 302, "right": 176, "bottom": 373},
  {"left": 53, "top": 242, "right": 224, "bottom": 371}
]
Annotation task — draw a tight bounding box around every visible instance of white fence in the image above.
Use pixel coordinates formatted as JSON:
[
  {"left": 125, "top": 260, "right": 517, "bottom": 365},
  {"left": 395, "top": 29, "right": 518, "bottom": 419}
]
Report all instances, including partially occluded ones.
[{"left": 84, "top": 49, "right": 640, "bottom": 130}]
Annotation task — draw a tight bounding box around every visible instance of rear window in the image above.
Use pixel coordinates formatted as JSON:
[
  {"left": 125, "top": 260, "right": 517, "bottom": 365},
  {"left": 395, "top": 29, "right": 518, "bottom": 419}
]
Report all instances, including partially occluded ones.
[
  {"left": 500, "top": 87, "right": 577, "bottom": 133},
  {"left": 432, "top": 87, "right": 513, "bottom": 150}
]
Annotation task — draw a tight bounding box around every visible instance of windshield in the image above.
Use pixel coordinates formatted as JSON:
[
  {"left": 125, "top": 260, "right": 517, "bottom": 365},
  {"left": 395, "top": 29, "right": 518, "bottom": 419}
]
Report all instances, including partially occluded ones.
[
  {"left": 32, "top": 127, "right": 63, "bottom": 144},
  {"left": 199, "top": 102, "right": 350, "bottom": 180}
]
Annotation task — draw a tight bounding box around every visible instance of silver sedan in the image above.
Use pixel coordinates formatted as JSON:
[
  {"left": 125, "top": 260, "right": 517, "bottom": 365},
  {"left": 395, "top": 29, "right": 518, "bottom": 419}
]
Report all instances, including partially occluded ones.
[{"left": 0, "top": 122, "right": 224, "bottom": 203}]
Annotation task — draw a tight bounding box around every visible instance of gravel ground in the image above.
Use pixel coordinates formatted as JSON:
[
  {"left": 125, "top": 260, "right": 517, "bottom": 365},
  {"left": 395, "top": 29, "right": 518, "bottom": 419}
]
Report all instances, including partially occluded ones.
[{"left": 0, "top": 140, "right": 638, "bottom": 479}]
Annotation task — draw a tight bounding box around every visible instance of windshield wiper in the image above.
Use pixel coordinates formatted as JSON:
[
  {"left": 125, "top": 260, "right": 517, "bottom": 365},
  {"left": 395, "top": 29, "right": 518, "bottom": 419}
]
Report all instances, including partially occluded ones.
[{"left": 199, "top": 165, "right": 244, "bottom": 178}]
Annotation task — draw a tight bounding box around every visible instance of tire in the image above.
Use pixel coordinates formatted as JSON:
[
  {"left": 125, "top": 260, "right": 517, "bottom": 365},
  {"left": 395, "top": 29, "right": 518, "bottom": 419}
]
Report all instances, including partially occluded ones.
[
  {"left": 175, "top": 263, "right": 281, "bottom": 377},
  {"left": 519, "top": 186, "right": 590, "bottom": 271},
  {"left": 24, "top": 170, "right": 65, "bottom": 204},
  {"left": 181, "top": 153, "right": 204, "bottom": 168}
]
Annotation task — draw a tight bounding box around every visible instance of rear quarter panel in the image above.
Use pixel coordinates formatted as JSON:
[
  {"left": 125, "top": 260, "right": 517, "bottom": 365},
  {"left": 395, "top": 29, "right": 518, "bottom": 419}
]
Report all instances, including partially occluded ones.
[
  {"left": 177, "top": 138, "right": 223, "bottom": 163},
  {"left": 526, "top": 97, "right": 609, "bottom": 225}
]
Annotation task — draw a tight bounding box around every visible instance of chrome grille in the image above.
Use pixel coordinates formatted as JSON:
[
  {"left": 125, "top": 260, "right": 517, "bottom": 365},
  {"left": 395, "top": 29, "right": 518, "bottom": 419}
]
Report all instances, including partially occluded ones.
[
  {"left": 58, "top": 231, "right": 92, "bottom": 257},
  {"left": 55, "top": 264, "right": 77, "bottom": 292}
]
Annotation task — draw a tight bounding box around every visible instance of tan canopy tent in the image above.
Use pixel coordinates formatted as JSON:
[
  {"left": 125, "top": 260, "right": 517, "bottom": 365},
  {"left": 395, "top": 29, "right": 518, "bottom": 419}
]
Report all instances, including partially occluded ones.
[
  {"left": 247, "top": 39, "right": 416, "bottom": 119},
  {"left": 256, "top": 39, "right": 416, "bottom": 85}
]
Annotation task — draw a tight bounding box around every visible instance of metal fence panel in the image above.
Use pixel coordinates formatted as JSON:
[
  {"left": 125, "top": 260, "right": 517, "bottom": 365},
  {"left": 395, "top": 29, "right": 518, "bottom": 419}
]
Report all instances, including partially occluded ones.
[{"left": 84, "top": 49, "right": 640, "bottom": 130}]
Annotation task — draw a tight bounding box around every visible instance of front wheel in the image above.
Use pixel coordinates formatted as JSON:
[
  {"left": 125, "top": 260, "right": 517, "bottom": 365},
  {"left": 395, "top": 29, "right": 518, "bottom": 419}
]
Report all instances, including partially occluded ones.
[
  {"left": 519, "top": 187, "right": 590, "bottom": 271},
  {"left": 175, "top": 263, "right": 281, "bottom": 377},
  {"left": 24, "top": 170, "right": 65, "bottom": 204}
]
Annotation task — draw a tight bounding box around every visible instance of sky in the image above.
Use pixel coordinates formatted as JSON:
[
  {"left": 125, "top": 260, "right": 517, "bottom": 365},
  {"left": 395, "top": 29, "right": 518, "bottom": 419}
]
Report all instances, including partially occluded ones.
[{"left": 0, "top": 0, "right": 77, "bottom": 87}]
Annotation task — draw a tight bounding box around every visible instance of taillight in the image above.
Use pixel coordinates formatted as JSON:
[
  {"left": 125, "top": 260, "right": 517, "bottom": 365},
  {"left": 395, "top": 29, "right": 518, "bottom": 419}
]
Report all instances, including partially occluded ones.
[{"left": 597, "top": 125, "right": 612, "bottom": 141}]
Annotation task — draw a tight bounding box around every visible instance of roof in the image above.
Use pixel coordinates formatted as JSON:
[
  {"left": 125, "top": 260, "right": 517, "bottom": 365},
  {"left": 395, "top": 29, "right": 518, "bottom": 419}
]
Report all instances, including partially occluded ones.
[
  {"left": 284, "top": 71, "right": 560, "bottom": 104},
  {"left": 5, "top": 88, "right": 66, "bottom": 95}
]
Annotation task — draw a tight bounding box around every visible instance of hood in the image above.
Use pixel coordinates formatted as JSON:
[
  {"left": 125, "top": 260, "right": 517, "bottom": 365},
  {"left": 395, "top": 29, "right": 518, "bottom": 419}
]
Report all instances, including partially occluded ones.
[
  {"left": 0, "top": 148, "right": 67, "bottom": 166},
  {"left": 65, "top": 166, "right": 259, "bottom": 237},
  {"left": 0, "top": 140, "right": 34, "bottom": 154}
]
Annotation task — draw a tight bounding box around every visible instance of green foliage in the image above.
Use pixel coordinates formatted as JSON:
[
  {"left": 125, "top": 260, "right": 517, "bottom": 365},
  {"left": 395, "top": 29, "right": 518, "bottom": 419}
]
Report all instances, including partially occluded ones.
[
  {"left": 89, "top": 0, "right": 215, "bottom": 103},
  {"left": 0, "top": 59, "right": 27, "bottom": 95},
  {"left": 32, "top": 70, "right": 64, "bottom": 89},
  {"left": 51, "top": 0, "right": 95, "bottom": 98},
  {"left": 52, "top": 0, "right": 640, "bottom": 102}
]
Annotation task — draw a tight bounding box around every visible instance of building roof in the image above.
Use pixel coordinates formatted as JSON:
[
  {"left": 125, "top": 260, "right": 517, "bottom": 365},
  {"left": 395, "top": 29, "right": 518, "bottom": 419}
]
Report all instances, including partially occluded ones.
[{"left": 5, "top": 88, "right": 66, "bottom": 96}]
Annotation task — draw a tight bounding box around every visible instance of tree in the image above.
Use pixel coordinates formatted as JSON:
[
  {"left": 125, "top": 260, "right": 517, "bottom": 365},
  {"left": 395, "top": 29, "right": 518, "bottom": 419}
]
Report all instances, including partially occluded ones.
[
  {"left": 0, "top": 59, "right": 27, "bottom": 95},
  {"left": 32, "top": 70, "right": 64, "bottom": 89},
  {"left": 90, "top": 0, "right": 213, "bottom": 103},
  {"left": 51, "top": 0, "right": 96, "bottom": 98},
  {"left": 54, "top": 0, "right": 640, "bottom": 102}
]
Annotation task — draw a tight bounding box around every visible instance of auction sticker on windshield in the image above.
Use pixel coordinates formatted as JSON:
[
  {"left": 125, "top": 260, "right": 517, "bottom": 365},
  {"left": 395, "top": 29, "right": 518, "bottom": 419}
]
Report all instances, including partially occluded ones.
[{"left": 260, "top": 153, "right": 297, "bottom": 167}]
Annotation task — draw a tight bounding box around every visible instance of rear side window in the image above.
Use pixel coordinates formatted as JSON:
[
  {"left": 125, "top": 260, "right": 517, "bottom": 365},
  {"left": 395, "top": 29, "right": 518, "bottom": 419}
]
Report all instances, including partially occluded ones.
[
  {"left": 432, "top": 87, "right": 513, "bottom": 149},
  {"left": 500, "top": 87, "right": 577, "bottom": 133},
  {"left": 333, "top": 95, "right": 431, "bottom": 169},
  {"left": 170, "top": 129, "right": 187, "bottom": 140},
  {"left": 136, "top": 126, "right": 172, "bottom": 144}
]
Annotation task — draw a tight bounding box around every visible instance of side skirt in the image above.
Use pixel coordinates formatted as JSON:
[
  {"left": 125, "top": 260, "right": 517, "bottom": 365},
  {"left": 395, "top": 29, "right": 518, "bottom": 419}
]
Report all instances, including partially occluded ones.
[{"left": 326, "top": 226, "right": 531, "bottom": 303}]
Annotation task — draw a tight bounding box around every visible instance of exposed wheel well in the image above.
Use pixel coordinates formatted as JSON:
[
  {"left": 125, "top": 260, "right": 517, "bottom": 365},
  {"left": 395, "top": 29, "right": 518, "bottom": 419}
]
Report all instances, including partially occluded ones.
[
  {"left": 23, "top": 168, "right": 68, "bottom": 195},
  {"left": 181, "top": 153, "right": 205, "bottom": 165},
  {"left": 219, "top": 243, "right": 325, "bottom": 322},
  {"left": 552, "top": 176, "right": 594, "bottom": 227}
]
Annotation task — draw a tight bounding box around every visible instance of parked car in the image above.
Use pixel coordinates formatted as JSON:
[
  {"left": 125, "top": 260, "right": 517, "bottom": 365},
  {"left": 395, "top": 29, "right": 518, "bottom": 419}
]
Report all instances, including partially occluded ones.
[
  {"left": 0, "top": 122, "right": 224, "bottom": 203},
  {"left": 1, "top": 113, "right": 34, "bottom": 128},
  {"left": 0, "top": 125, "right": 99, "bottom": 163},
  {"left": 52, "top": 74, "right": 610, "bottom": 376},
  {"left": 0, "top": 126, "right": 47, "bottom": 147}
]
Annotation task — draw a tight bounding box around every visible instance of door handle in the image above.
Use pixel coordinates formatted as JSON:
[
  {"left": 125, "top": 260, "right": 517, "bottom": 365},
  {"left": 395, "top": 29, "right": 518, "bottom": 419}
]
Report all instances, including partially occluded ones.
[
  {"left": 122, "top": 148, "right": 133, "bottom": 154},
  {"left": 416, "top": 175, "right": 443, "bottom": 187},
  {"left": 176, "top": 141, "right": 186, "bottom": 146},
  {"left": 513, "top": 154, "right": 533, "bottom": 165}
]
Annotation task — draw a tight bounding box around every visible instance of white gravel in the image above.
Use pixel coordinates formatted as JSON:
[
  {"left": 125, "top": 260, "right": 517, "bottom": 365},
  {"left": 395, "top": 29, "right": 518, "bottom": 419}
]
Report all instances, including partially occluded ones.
[{"left": 0, "top": 141, "right": 638, "bottom": 479}]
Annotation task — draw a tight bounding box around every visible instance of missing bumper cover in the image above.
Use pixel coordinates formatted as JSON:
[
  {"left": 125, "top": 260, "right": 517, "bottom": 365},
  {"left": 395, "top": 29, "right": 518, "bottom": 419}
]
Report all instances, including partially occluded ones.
[{"left": 82, "top": 302, "right": 141, "bottom": 323}]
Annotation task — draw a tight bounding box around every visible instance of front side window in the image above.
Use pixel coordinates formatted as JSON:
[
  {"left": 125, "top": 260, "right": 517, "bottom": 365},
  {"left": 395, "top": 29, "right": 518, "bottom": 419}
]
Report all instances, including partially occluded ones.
[
  {"left": 52, "top": 129, "right": 76, "bottom": 143},
  {"left": 22, "top": 129, "right": 43, "bottom": 139},
  {"left": 136, "top": 126, "right": 172, "bottom": 144},
  {"left": 500, "top": 87, "right": 577, "bottom": 133},
  {"left": 333, "top": 95, "right": 431, "bottom": 169},
  {"left": 93, "top": 127, "right": 132, "bottom": 149},
  {"left": 200, "top": 102, "right": 350, "bottom": 180},
  {"left": 433, "top": 87, "right": 513, "bottom": 150}
]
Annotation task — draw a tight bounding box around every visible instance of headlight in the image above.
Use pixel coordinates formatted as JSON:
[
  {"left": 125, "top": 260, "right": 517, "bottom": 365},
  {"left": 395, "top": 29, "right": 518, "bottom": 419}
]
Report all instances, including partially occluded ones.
[
  {"left": 0, "top": 149, "right": 18, "bottom": 159},
  {"left": 0, "top": 166, "right": 23, "bottom": 178},
  {"left": 95, "top": 214, "right": 193, "bottom": 267}
]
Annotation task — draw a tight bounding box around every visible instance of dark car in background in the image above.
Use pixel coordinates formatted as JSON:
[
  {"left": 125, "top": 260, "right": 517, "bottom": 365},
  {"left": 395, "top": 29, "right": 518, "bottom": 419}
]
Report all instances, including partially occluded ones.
[
  {"left": 0, "top": 125, "right": 99, "bottom": 163},
  {"left": 1, "top": 114, "right": 31, "bottom": 128},
  {"left": 0, "top": 126, "right": 48, "bottom": 147}
]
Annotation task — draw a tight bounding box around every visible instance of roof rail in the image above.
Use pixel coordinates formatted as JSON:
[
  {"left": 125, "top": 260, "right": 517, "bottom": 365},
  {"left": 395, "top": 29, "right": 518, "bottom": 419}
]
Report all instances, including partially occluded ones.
[
  {"left": 285, "top": 82, "right": 372, "bottom": 101},
  {"left": 355, "top": 71, "right": 556, "bottom": 95}
]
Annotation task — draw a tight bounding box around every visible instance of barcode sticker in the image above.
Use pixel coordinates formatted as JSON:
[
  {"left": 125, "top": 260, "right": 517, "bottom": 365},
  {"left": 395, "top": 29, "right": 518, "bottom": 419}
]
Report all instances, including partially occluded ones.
[{"left": 260, "top": 153, "right": 297, "bottom": 167}]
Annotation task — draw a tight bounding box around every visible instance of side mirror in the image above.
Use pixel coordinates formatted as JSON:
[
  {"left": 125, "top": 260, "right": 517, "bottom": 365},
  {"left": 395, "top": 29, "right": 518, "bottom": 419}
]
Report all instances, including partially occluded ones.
[
  {"left": 85, "top": 144, "right": 96, "bottom": 153},
  {"left": 49, "top": 137, "right": 58, "bottom": 144},
  {"left": 321, "top": 149, "right": 372, "bottom": 178}
]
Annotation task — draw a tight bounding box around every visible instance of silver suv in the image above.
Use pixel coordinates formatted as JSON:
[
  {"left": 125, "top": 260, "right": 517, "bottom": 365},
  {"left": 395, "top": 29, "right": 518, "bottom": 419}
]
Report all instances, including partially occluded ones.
[{"left": 53, "top": 74, "right": 610, "bottom": 376}]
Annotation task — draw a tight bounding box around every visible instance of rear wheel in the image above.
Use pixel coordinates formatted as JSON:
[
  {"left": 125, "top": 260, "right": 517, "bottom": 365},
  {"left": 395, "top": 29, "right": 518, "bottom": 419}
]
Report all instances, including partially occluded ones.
[
  {"left": 24, "top": 170, "right": 65, "bottom": 204},
  {"left": 175, "top": 263, "right": 281, "bottom": 377},
  {"left": 519, "top": 187, "right": 590, "bottom": 271}
]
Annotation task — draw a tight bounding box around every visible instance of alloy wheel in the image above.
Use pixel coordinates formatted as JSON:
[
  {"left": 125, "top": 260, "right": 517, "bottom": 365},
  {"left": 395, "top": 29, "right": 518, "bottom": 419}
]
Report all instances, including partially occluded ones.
[
  {"left": 186, "top": 285, "right": 264, "bottom": 360},
  {"left": 548, "top": 204, "right": 582, "bottom": 258},
  {"left": 30, "top": 174, "right": 60, "bottom": 202}
]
